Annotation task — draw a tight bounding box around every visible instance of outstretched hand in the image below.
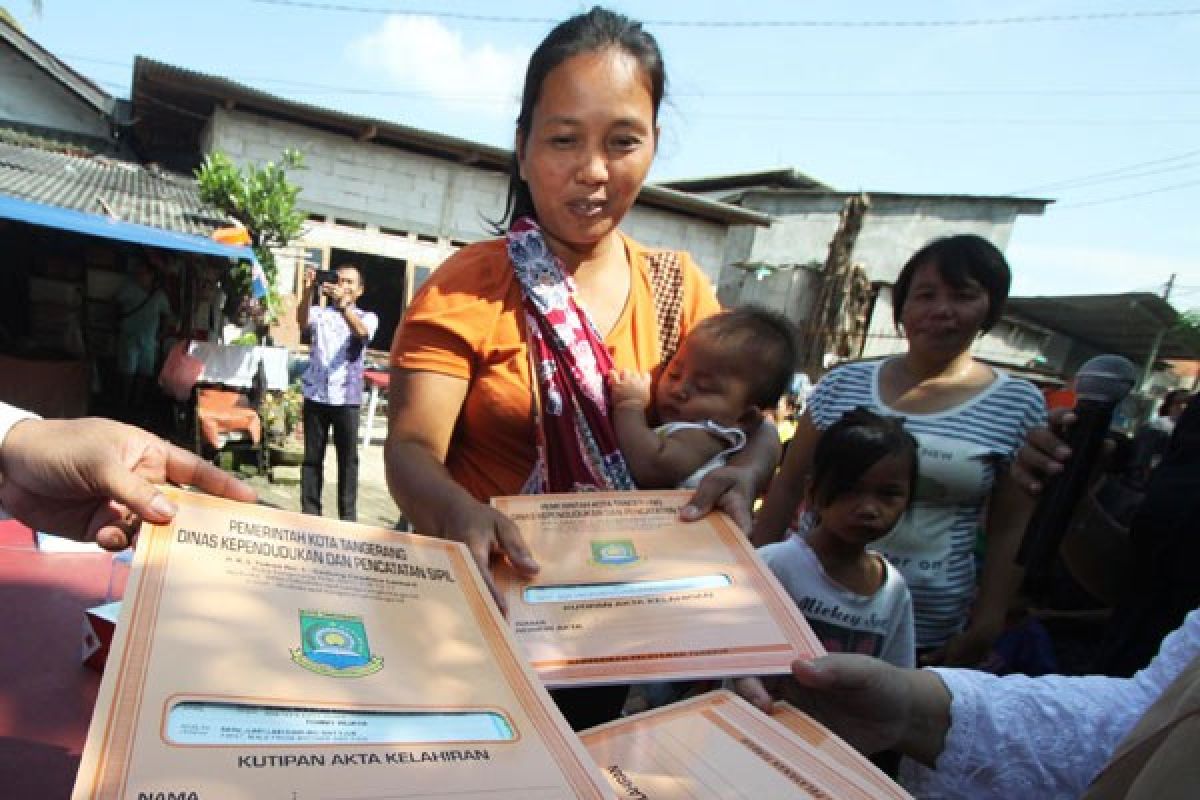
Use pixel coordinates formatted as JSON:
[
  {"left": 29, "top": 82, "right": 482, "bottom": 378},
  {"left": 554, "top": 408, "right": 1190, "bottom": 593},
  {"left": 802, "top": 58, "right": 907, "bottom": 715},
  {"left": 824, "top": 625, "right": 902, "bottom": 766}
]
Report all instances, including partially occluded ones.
[
  {"left": 0, "top": 417, "right": 256, "bottom": 551},
  {"left": 442, "top": 498, "right": 539, "bottom": 615},
  {"left": 680, "top": 464, "right": 758, "bottom": 532},
  {"left": 782, "top": 654, "right": 951, "bottom": 766}
]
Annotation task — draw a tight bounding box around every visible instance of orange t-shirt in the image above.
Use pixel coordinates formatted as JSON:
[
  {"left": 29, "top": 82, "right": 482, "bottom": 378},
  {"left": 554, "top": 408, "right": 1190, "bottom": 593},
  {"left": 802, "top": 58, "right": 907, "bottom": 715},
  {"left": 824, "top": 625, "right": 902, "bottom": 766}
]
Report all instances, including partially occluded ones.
[{"left": 391, "top": 233, "right": 721, "bottom": 502}]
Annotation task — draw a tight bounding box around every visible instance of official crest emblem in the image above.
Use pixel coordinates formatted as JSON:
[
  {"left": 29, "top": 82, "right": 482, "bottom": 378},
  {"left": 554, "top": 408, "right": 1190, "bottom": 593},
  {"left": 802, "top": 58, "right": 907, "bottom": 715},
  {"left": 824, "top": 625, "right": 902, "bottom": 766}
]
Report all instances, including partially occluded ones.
[
  {"left": 590, "top": 538, "right": 641, "bottom": 566},
  {"left": 291, "top": 611, "right": 383, "bottom": 677}
]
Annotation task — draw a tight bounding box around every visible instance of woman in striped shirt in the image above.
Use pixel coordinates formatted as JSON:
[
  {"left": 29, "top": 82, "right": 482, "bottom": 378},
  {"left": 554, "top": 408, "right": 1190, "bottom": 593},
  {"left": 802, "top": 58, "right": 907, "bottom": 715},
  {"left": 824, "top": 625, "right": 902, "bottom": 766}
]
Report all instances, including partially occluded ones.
[{"left": 753, "top": 235, "right": 1047, "bottom": 666}]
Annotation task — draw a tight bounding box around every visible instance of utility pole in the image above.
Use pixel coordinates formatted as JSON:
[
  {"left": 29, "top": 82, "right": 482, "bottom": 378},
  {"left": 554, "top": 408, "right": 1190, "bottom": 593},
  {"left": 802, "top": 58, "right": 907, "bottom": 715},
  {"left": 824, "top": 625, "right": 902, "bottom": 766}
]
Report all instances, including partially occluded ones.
[{"left": 1141, "top": 273, "right": 1177, "bottom": 391}]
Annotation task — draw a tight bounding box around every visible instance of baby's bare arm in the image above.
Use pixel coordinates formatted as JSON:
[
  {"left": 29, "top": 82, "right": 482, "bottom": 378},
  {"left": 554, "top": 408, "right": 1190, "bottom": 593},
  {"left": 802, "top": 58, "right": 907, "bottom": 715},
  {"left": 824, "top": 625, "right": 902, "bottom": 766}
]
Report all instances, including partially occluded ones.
[
  {"left": 608, "top": 368, "right": 730, "bottom": 487},
  {"left": 614, "top": 414, "right": 729, "bottom": 488}
]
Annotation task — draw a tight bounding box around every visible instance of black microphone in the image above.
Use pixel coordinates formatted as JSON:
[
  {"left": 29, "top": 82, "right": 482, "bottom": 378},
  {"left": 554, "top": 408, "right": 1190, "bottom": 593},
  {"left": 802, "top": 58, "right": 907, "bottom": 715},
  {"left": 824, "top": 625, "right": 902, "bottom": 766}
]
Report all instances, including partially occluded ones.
[{"left": 1017, "top": 354, "right": 1138, "bottom": 590}]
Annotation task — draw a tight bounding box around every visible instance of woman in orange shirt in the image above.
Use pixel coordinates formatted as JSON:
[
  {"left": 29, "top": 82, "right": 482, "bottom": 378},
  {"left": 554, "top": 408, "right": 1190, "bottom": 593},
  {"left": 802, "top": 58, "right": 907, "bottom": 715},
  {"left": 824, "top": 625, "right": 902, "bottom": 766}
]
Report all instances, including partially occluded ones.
[{"left": 386, "top": 8, "right": 779, "bottom": 725}]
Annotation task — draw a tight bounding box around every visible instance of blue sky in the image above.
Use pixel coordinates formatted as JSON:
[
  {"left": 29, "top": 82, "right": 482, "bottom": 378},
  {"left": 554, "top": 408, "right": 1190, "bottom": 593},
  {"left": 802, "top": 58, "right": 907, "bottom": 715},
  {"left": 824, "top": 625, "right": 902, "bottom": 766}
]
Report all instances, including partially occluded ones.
[{"left": 11, "top": 1, "right": 1200, "bottom": 305}]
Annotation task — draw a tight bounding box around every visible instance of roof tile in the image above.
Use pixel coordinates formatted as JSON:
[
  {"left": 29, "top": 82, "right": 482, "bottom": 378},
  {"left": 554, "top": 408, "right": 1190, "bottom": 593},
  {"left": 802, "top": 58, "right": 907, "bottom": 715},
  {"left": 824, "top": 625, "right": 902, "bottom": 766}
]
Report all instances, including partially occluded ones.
[{"left": 0, "top": 138, "right": 231, "bottom": 236}]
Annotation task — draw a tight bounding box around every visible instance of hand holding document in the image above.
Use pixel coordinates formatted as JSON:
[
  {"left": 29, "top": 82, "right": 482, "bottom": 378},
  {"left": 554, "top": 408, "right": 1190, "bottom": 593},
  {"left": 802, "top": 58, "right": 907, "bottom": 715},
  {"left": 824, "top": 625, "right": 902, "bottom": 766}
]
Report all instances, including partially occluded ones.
[
  {"left": 492, "top": 490, "right": 824, "bottom": 687},
  {"left": 72, "top": 489, "right": 610, "bottom": 799},
  {"left": 582, "top": 690, "right": 913, "bottom": 800}
]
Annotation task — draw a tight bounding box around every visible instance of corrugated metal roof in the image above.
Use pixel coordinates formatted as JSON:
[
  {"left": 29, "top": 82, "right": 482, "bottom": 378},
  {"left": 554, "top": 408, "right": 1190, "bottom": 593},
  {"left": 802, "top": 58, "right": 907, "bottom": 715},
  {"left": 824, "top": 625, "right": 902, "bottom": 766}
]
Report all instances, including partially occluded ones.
[
  {"left": 731, "top": 187, "right": 1052, "bottom": 211},
  {"left": 660, "top": 168, "right": 832, "bottom": 193},
  {"left": 0, "top": 138, "right": 229, "bottom": 236},
  {"left": 660, "top": 168, "right": 1051, "bottom": 213},
  {"left": 1007, "top": 293, "right": 1200, "bottom": 362},
  {"left": 0, "top": 192, "right": 256, "bottom": 261}
]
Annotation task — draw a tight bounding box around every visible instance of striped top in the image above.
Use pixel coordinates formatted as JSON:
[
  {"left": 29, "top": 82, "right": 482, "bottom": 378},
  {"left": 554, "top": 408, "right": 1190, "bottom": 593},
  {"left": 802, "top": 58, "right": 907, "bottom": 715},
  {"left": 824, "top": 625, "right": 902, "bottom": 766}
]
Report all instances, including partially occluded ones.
[{"left": 804, "top": 358, "right": 1047, "bottom": 649}]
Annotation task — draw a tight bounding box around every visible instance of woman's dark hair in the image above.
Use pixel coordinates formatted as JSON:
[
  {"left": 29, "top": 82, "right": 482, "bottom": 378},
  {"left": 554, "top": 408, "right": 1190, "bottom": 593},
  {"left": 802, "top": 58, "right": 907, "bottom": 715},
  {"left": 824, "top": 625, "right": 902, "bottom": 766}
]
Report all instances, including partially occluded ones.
[
  {"left": 1158, "top": 388, "right": 1190, "bottom": 417},
  {"left": 891, "top": 234, "right": 1012, "bottom": 334},
  {"left": 493, "top": 6, "right": 666, "bottom": 232},
  {"left": 810, "top": 407, "right": 920, "bottom": 510}
]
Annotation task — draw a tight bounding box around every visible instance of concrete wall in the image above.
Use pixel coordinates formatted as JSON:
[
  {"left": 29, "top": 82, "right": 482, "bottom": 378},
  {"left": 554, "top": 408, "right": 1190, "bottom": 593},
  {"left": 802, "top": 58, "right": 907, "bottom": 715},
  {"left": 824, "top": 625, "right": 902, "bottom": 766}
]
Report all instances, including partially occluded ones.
[
  {"left": 203, "top": 108, "right": 508, "bottom": 245},
  {"left": 722, "top": 191, "right": 1041, "bottom": 374},
  {"left": 0, "top": 46, "right": 110, "bottom": 138},
  {"left": 717, "top": 263, "right": 821, "bottom": 332},
  {"left": 732, "top": 192, "right": 1027, "bottom": 285},
  {"left": 203, "top": 108, "right": 733, "bottom": 290}
]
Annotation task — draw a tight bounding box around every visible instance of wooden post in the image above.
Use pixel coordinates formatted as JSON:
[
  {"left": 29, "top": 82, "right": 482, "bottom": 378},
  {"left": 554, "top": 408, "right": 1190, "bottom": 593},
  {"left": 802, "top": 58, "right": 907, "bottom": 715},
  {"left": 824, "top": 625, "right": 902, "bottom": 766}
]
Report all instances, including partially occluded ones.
[{"left": 803, "top": 192, "right": 870, "bottom": 376}]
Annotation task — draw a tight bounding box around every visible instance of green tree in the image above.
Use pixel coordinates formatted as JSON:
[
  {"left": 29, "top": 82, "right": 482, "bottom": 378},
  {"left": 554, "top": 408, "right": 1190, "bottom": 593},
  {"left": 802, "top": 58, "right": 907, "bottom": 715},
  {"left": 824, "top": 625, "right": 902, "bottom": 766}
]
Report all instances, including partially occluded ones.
[
  {"left": 1176, "top": 309, "right": 1200, "bottom": 352},
  {"left": 195, "top": 148, "right": 305, "bottom": 321}
]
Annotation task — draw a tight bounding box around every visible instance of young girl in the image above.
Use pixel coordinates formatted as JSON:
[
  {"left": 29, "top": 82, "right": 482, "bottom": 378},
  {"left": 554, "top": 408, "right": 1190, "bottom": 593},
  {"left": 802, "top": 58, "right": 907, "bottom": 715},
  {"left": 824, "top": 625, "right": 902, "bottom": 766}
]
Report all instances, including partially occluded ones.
[{"left": 759, "top": 407, "right": 918, "bottom": 667}]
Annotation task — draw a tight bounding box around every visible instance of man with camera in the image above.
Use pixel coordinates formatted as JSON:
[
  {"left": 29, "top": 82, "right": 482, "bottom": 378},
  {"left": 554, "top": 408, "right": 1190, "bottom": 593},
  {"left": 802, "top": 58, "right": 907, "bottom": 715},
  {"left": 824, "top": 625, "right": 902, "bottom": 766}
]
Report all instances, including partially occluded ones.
[{"left": 297, "top": 265, "right": 378, "bottom": 521}]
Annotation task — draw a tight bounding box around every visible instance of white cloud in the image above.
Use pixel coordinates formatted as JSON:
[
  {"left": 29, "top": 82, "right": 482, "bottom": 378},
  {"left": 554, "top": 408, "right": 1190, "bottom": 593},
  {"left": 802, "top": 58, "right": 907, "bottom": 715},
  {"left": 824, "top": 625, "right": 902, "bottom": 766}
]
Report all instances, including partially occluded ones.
[
  {"left": 1007, "top": 241, "right": 1200, "bottom": 302},
  {"left": 347, "top": 16, "right": 526, "bottom": 115}
]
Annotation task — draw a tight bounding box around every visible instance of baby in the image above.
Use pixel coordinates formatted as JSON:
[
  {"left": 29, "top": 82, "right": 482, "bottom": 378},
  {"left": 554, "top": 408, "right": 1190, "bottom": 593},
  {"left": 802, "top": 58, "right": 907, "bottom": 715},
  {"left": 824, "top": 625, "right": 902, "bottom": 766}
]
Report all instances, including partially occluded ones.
[{"left": 609, "top": 306, "right": 798, "bottom": 489}]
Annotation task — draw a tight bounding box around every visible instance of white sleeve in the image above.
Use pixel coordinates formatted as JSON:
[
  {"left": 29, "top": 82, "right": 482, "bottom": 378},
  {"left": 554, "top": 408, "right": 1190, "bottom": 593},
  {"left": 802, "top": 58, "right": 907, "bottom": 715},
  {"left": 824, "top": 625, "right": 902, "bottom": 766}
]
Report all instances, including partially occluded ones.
[
  {"left": 0, "top": 401, "right": 40, "bottom": 454},
  {"left": 880, "top": 578, "right": 916, "bottom": 669},
  {"left": 0, "top": 401, "right": 41, "bottom": 519},
  {"left": 900, "top": 610, "right": 1200, "bottom": 799}
]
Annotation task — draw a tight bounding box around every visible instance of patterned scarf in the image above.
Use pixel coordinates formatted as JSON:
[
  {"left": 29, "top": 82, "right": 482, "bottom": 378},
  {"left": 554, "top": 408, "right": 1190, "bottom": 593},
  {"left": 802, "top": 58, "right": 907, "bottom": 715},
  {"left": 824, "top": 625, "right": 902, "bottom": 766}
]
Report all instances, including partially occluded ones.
[{"left": 507, "top": 217, "right": 635, "bottom": 494}]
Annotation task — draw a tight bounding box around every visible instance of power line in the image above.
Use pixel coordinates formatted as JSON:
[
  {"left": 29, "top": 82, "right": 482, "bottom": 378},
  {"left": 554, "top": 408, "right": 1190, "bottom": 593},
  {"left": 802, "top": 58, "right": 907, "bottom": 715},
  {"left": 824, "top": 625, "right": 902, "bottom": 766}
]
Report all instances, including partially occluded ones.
[
  {"left": 1006, "top": 148, "right": 1200, "bottom": 194},
  {"left": 1006, "top": 160, "right": 1200, "bottom": 196},
  {"left": 58, "top": 52, "right": 1200, "bottom": 104},
  {"left": 678, "top": 89, "right": 1200, "bottom": 98},
  {"left": 673, "top": 111, "right": 1200, "bottom": 126},
  {"left": 1056, "top": 178, "right": 1200, "bottom": 208},
  {"left": 1059, "top": 162, "right": 1200, "bottom": 190},
  {"left": 59, "top": 54, "right": 1200, "bottom": 100},
  {"left": 63, "top": 56, "right": 1200, "bottom": 121},
  {"left": 248, "top": 1, "right": 1200, "bottom": 28}
]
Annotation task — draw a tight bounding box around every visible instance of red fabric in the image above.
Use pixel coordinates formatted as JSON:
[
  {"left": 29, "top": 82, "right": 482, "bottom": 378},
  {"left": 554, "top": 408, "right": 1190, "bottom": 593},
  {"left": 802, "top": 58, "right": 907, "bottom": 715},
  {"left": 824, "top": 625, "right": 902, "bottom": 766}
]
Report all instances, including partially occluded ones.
[
  {"left": 0, "top": 518, "right": 34, "bottom": 548},
  {"left": 508, "top": 217, "right": 633, "bottom": 494},
  {"left": 0, "top": 523, "right": 119, "bottom": 798},
  {"left": 364, "top": 370, "right": 390, "bottom": 390},
  {"left": 158, "top": 340, "right": 205, "bottom": 402},
  {"left": 1044, "top": 387, "right": 1078, "bottom": 411}
]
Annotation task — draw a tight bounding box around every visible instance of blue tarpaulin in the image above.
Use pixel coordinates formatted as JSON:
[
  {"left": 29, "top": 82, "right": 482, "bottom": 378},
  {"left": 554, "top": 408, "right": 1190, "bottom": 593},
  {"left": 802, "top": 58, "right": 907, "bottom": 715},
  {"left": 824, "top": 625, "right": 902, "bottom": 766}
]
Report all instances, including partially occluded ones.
[{"left": 0, "top": 192, "right": 257, "bottom": 262}]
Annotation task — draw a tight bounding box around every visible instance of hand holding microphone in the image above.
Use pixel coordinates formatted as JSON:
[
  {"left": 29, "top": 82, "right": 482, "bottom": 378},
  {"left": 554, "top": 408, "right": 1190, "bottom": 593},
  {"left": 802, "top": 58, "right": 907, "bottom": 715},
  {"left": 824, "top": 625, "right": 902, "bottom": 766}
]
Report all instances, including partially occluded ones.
[{"left": 1017, "top": 354, "right": 1138, "bottom": 590}]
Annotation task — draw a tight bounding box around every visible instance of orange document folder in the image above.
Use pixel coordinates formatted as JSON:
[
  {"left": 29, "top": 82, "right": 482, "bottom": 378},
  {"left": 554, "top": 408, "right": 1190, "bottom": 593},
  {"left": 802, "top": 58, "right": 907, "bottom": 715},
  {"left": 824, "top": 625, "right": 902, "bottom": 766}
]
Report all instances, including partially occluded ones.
[
  {"left": 491, "top": 490, "right": 824, "bottom": 687},
  {"left": 72, "top": 489, "right": 611, "bottom": 800},
  {"left": 582, "top": 690, "right": 913, "bottom": 800},
  {"left": 769, "top": 702, "right": 914, "bottom": 799}
]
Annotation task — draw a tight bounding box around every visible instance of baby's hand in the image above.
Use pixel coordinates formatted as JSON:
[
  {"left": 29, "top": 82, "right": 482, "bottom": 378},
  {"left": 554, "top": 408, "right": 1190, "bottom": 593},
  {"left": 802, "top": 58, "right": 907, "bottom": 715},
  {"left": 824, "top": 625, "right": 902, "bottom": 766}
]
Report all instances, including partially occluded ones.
[{"left": 609, "top": 369, "right": 652, "bottom": 410}]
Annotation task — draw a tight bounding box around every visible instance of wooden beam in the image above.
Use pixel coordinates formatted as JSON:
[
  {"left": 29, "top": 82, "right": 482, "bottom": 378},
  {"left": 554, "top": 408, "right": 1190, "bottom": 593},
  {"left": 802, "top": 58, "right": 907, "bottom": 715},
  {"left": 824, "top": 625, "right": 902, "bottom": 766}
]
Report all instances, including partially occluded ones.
[{"left": 357, "top": 124, "right": 378, "bottom": 142}]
